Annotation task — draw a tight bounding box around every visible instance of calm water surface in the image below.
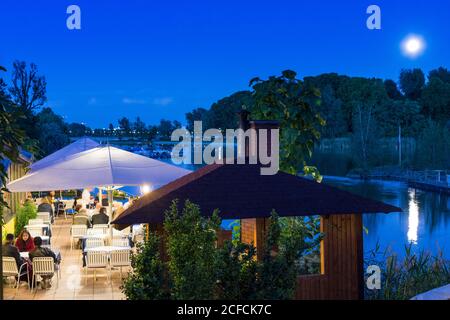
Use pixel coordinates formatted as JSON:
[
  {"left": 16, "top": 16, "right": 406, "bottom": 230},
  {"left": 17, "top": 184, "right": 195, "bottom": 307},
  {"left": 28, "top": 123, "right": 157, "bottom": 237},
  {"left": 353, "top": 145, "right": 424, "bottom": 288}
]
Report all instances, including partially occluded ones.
[{"left": 324, "top": 176, "right": 450, "bottom": 258}]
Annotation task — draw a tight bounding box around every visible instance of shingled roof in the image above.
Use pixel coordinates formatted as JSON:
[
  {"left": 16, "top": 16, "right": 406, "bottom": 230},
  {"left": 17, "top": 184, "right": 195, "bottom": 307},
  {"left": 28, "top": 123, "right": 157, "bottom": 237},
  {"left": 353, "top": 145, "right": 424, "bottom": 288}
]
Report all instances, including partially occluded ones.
[{"left": 112, "top": 163, "right": 402, "bottom": 226}]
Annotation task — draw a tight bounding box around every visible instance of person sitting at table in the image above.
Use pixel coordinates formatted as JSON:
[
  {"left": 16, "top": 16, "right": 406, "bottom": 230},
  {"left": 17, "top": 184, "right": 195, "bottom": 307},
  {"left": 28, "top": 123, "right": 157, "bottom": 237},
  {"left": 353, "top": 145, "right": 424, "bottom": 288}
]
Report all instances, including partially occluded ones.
[
  {"left": 29, "top": 237, "right": 59, "bottom": 289},
  {"left": 91, "top": 207, "right": 109, "bottom": 225},
  {"left": 38, "top": 196, "right": 54, "bottom": 223},
  {"left": 15, "top": 230, "right": 35, "bottom": 252},
  {"left": 3, "top": 233, "right": 25, "bottom": 269},
  {"left": 73, "top": 208, "right": 91, "bottom": 228}
]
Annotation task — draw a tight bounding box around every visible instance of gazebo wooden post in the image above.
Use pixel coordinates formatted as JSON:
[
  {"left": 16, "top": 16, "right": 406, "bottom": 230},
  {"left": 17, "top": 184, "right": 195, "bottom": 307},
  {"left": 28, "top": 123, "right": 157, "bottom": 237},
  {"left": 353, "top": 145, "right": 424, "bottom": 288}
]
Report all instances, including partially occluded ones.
[{"left": 240, "top": 217, "right": 269, "bottom": 261}]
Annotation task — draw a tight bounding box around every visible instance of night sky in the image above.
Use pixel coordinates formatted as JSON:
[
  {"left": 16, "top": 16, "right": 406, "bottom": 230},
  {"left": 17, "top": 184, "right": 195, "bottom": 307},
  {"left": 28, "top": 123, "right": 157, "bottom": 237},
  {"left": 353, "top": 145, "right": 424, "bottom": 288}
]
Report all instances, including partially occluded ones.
[{"left": 1, "top": 0, "right": 449, "bottom": 127}]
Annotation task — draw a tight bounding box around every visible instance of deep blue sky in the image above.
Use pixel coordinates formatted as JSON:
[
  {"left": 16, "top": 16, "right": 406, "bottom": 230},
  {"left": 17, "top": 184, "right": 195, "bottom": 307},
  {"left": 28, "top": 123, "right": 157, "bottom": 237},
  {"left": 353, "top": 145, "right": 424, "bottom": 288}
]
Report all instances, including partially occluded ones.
[{"left": 1, "top": 0, "right": 449, "bottom": 128}]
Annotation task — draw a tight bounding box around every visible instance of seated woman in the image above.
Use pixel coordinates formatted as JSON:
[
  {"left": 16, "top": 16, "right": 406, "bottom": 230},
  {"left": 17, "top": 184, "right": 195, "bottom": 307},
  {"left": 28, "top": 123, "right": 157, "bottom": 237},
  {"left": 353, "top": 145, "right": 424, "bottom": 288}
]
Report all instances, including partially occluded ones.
[{"left": 15, "top": 230, "right": 35, "bottom": 252}]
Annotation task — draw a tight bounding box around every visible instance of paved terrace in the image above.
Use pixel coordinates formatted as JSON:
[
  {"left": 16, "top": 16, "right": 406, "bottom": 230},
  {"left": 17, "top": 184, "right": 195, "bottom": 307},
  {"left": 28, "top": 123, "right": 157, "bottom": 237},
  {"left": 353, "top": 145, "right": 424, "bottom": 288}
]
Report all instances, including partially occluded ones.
[{"left": 4, "top": 218, "right": 127, "bottom": 300}]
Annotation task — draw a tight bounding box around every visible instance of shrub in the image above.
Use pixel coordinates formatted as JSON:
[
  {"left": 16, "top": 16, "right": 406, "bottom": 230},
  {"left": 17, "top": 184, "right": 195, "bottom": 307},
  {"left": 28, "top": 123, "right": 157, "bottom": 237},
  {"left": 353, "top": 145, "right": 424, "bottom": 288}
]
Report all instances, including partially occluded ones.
[
  {"left": 14, "top": 200, "right": 37, "bottom": 236},
  {"left": 214, "top": 241, "right": 258, "bottom": 299},
  {"left": 121, "top": 233, "right": 169, "bottom": 300},
  {"left": 123, "top": 201, "right": 319, "bottom": 300},
  {"left": 164, "top": 200, "right": 220, "bottom": 300}
]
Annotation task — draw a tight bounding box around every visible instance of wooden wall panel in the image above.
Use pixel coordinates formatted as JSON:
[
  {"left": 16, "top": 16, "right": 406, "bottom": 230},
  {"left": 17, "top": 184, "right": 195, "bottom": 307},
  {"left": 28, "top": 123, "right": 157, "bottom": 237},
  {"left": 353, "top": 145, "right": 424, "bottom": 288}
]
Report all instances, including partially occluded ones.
[{"left": 295, "top": 214, "right": 364, "bottom": 300}]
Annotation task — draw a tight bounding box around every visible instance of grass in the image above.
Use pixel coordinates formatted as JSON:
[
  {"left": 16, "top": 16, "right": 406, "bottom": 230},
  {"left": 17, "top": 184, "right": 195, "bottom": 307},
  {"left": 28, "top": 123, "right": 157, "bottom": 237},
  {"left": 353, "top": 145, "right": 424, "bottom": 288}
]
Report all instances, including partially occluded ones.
[{"left": 364, "top": 243, "right": 450, "bottom": 300}]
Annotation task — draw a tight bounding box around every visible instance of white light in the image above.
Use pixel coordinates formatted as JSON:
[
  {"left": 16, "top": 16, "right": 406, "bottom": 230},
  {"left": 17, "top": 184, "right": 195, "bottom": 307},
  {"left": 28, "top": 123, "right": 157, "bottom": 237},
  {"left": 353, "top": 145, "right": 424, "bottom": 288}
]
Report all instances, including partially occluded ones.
[
  {"left": 407, "top": 189, "right": 419, "bottom": 244},
  {"left": 140, "top": 184, "right": 151, "bottom": 195},
  {"left": 401, "top": 34, "right": 426, "bottom": 59}
]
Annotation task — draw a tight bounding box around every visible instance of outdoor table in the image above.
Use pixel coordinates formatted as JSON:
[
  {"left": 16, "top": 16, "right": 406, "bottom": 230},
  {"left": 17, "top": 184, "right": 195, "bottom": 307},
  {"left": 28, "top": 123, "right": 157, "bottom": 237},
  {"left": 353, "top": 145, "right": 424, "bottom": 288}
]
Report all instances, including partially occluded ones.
[
  {"left": 19, "top": 247, "right": 62, "bottom": 265},
  {"left": 24, "top": 223, "right": 52, "bottom": 240},
  {"left": 25, "top": 223, "right": 51, "bottom": 233}
]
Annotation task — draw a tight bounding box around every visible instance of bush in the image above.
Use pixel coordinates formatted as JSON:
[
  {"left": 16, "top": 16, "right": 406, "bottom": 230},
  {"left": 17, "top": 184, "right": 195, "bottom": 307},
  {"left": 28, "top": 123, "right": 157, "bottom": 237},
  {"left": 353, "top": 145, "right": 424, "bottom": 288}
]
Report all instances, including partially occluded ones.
[
  {"left": 121, "top": 233, "right": 169, "bottom": 300},
  {"left": 164, "top": 200, "right": 220, "bottom": 300},
  {"left": 214, "top": 241, "right": 258, "bottom": 299},
  {"left": 123, "top": 201, "right": 318, "bottom": 300},
  {"left": 14, "top": 200, "right": 37, "bottom": 236}
]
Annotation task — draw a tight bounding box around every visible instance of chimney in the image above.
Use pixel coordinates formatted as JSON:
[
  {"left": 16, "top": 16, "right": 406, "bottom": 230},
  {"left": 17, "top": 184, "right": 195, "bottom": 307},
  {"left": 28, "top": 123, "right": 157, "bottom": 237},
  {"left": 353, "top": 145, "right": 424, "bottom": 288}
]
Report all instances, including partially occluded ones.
[
  {"left": 237, "top": 109, "right": 280, "bottom": 172},
  {"left": 249, "top": 120, "right": 279, "bottom": 160},
  {"left": 238, "top": 110, "right": 250, "bottom": 131}
]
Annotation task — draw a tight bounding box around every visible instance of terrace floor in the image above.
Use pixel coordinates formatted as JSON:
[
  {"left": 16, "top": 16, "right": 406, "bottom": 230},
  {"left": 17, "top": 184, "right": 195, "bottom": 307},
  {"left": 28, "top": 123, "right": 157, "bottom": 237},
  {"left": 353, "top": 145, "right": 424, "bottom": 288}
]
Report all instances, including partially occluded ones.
[{"left": 3, "top": 218, "right": 127, "bottom": 300}]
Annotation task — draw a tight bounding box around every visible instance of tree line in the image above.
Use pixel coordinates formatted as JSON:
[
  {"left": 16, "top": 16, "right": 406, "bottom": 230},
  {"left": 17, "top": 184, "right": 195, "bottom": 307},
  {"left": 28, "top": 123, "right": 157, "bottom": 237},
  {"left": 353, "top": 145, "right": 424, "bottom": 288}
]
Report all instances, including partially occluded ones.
[
  {"left": 185, "top": 68, "right": 450, "bottom": 171},
  {"left": 2, "top": 60, "right": 449, "bottom": 170}
]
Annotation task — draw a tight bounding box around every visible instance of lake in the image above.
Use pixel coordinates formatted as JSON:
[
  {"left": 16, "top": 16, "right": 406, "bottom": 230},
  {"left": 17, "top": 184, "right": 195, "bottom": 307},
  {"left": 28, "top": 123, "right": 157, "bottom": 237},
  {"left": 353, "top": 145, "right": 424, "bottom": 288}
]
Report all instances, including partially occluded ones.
[{"left": 324, "top": 176, "right": 450, "bottom": 258}]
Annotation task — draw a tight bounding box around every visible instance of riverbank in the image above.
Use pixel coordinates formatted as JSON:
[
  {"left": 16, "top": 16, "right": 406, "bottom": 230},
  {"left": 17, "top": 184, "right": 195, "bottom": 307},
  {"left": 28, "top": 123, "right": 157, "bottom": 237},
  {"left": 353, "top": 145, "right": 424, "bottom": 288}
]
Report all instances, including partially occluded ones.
[{"left": 346, "top": 167, "right": 450, "bottom": 195}]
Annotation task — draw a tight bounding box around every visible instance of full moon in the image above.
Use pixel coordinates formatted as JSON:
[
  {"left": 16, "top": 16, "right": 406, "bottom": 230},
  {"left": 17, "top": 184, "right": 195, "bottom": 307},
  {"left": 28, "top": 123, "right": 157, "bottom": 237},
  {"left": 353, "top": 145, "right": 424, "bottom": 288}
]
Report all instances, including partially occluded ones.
[{"left": 401, "top": 34, "right": 426, "bottom": 58}]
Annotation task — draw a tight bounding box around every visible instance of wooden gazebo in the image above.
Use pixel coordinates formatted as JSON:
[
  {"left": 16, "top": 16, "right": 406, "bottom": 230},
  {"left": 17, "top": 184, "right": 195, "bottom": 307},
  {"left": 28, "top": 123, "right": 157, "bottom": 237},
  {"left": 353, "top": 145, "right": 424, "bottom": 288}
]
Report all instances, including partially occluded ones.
[{"left": 113, "top": 117, "right": 401, "bottom": 300}]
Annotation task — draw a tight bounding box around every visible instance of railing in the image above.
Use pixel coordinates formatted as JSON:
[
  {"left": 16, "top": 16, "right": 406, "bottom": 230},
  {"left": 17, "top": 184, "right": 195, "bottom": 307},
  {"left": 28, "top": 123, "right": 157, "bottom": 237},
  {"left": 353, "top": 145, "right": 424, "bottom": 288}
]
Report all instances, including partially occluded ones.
[{"left": 405, "top": 170, "right": 450, "bottom": 187}]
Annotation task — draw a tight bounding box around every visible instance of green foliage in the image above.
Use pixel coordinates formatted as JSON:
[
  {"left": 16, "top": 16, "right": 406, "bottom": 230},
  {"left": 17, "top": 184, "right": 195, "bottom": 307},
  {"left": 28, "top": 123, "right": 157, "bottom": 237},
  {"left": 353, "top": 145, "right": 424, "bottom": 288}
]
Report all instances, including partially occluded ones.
[
  {"left": 399, "top": 68, "right": 425, "bottom": 100},
  {"left": 0, "top": 66, "right": 29, "bottom": 215},
  {"left": 378, "top": 99, "right": 424, "bottom": 137},
  {"left": 250, "top": 70, "right": 325, "bottom": 178},
  {"left": 164, "top": 200, "right": 221, "bottom": 299},
  {"left": 36, "top": 107, "right": 70, "bottom": 158},
  {"left": 255, "top": 211, "right": 316, "bottom": 299},
  {"left": 365, "top": 244, "right": 450, "bottom": 300},
  {"left": 122, "top": 234, "right": 169, "bottom": 300},
  {"left": 214, "top": 241, "right": 258, "bottom": 299},
  {"left": 208, "top": 91, "right": 254, "bottom": 131},
  {"left": 413, "top": 120, "right": 450, "bottom": 169},
  {"left": 123, "top": 201, "right": 320, "bottom": 300},
  {"left": 421, "top": 77, "right": 450, "bottom": 122},
  {"left": 348, "top": 78, "right": 388, "bottom": 169},
  {"left": 14, "top": 200, "right": 37, "bottom": 236},
  {"left": 186, "top": 107, "right": 210, "bottom": 132},
  {"left": 384, "top": 79, "right": 403, "bottom": 100},
  {"left": 279, "top": 216, "right": 323, "bottom": 275}
]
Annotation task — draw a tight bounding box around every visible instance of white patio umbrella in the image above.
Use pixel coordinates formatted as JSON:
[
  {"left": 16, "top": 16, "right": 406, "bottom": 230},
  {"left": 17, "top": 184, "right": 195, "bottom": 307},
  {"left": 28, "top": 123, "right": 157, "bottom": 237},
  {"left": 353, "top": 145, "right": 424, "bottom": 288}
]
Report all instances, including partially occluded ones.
[
  {"left": 30, "top": 137, "right": 99, "bottom": 172},
  {"left": 7, "top": 145, "right": 191, "bottom": 230}
]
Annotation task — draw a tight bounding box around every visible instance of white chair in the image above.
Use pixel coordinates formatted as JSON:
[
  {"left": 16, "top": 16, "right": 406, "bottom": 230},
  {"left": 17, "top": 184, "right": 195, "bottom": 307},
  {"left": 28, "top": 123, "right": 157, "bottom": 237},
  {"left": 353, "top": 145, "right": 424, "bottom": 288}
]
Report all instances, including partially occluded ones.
[
  {"left": 37, "top": 212, "right": 51, "bottom": 224},
  {"left": 28, "top": 218, "right": 44, "bottom": 225},
  {"left": 73, "top": 215, "right": 90, "bottom": 226},
  {"left": 92, "top": 224, "right": 109, "bottom": 234},
  {"left": 64, "top": 200, "right": 75, "bottom": 219},
  {"left": 112, "top": 238, "right": 129, "bottom": 247},
  {"left": 70, "top": 225, "right": 87, "bottom": 250},
  {"left": 85, "top": 238, "right": 104, "bottom": 249},
  {"left": 110, "top": 250, "right": 131, "bottom": 280},
  {"left": 87, "top": 228, "right": 104, "bottom": 236},
  {"left": 27, "top": 226, "right": 44, "bottom": 237},
  {"left": 31, "top": 257, "right": 57, "bottom": 291},
  {"left": 85, "top": 251, "right": 109, "bottom": 284},
  {"left": 2, "top": 257, "right": 30, "bottom": 294}
]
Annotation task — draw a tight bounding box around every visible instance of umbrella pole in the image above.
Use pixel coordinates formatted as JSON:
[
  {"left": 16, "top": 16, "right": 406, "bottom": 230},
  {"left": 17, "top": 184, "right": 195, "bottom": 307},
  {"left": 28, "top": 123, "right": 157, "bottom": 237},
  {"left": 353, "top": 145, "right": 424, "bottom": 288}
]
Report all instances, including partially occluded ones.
[
  {"left": 107, "top": 186, "right": 113, "bottom": 240},
  {"left": 98, "top": 187, "right": 102, "bottom": 205}
]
